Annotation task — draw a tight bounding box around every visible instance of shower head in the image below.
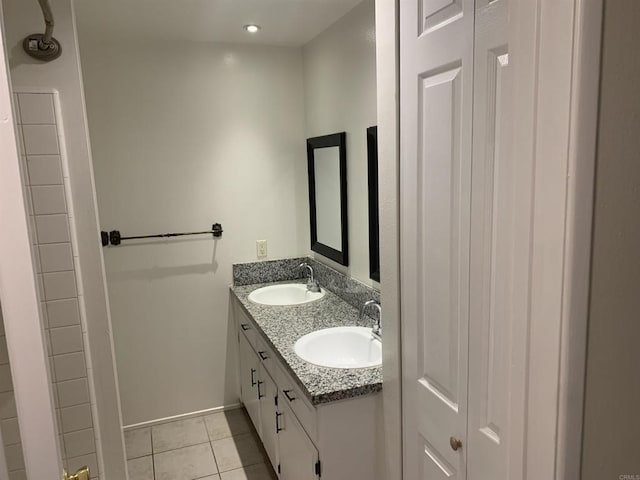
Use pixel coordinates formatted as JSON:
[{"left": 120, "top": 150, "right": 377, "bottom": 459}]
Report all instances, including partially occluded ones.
[{"left": 23, "top": 0, "right": 62, "bottom": 61}]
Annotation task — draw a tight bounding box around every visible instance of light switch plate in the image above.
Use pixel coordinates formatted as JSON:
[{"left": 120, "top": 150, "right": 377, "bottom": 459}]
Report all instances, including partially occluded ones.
[{"left": 256, "top": 240, "right": 268, "bottom": 259}]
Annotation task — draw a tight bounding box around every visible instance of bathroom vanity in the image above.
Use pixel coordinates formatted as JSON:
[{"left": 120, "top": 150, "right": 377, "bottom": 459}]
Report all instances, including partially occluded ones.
[{"left": 230, "top": 268, "right": 382, "bottom": 480}]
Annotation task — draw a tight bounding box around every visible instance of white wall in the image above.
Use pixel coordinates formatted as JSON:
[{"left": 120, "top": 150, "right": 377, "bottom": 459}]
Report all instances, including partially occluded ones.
[
  {"left": 302, "top": 0, "right": 378, "bottom": 287},
  {"left": 76, "top": 33, "right": 308, "bottom": 425},
  {"left": 0, "top": 0, "right": 126, "bottom": 478},
  {"left": 581, "top": 0, "right": 640, "bottom": 477}
]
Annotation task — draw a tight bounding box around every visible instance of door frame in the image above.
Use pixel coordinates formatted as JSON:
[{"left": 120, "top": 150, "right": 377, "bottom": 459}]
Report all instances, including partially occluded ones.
[
  {"left": 390, "top": 0, "right": 603, "bottom": 479},
  {"left": 0, "top": 10, "right": 63, "bottom": 479}
]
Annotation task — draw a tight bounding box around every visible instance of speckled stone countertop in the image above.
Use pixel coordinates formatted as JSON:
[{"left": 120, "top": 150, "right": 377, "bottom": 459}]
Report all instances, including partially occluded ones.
[{"left": 230, "top": 280, "right": 382, "bottom": 406}]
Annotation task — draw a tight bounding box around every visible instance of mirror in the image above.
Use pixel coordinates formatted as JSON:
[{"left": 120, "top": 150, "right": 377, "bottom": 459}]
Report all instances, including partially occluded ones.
[
  {"left": 367, "top": 126, "right": 380, "bottom": 282},
  {"left": 307, "top": 133, "right": 349, "bottom": 266}
]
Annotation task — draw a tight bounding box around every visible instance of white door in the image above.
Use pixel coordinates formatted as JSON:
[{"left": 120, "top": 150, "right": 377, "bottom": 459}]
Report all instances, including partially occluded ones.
[
  {"left": 259, "top": 366, "right": 279, "bottom": 472},
  {"left": 400, "top": 0, "right": 475, "bottom": 478},
  {"left": 466, "top": 0, "right": 514, "bottom": 478},
  {"left": 239, "top": 332, "right": 261, "bottom": 435},
  {"left": 278, "top": 401, "right": 318, "bottom": 480},
  {"left": 0, "top": 20, "right": 63, "bottom": 480}
]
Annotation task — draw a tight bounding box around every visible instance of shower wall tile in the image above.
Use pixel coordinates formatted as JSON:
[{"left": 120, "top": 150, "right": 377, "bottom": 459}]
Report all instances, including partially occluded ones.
[
  {"left": 26, "top": 155, "right": 63, "bottom": 185},
  {"left": 21, "top": 124, "right": 59, "bottom": 155},
  {"left": 17, "top": 93, "right": 55, "bottom": 125},
  {"left": 1, "top": 91, "right": 99, "bottom": 474},
  {"left": 50, "top": 326, "right": 84, "bottom": 355},
  {"left": 53, "top": 352, "right": 87, "bottom": 382},
  {"left": 57, "top": 378, "right": 90, "bottom": 408},
  {"left": 35, "top": 214, "right": 70, "bottom": 244},
  {"left": 46, "top": 298, "right": 81, "bottom": 328},
  {"left": 60, "top": 404, "right": 93, "bottom": 433},
  {"left": 43, "top": 271, "right": 77, "bottom": 301},
  {"left": 31, "top": 185, "right": 67, "bottom": 215}
]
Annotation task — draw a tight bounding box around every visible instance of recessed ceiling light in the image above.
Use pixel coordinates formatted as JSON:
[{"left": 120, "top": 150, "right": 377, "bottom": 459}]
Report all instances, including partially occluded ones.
[{"left": 244, "top": 24, "right": 261, "bottom": 34}]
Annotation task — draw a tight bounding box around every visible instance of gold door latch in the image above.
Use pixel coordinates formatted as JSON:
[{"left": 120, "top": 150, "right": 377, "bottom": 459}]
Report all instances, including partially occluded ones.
[
  {"left": 63, "top": 466, "right": 90, "bottom": 480},
  {"left": 449, "top": 436, "right": 463, "bottom": 451}
]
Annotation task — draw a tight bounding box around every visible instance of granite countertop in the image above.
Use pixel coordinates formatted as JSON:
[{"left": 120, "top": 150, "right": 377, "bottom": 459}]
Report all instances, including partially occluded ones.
[{"left": 230, "top": 280, "right": 383, "bottom": 406}]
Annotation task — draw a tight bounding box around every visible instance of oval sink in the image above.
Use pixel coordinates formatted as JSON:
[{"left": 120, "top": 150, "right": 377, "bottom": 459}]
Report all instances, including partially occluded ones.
[
  {"left": 294, "top": 326, "right": 382, "bottom": 369},
  {"left": 248, "top": 284, "right": 325, "bottom": 306}
]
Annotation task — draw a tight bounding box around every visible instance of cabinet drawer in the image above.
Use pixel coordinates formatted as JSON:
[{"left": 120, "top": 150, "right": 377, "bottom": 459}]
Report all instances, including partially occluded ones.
[
  {"left": 236, "top": 305, "right": 257, "bottom": 350},
  {"left": 255, "top": 335, "right": 276, "bottom": 378},
  {"left": 276, "top": 363, "right": 318, "bottom": 442}
]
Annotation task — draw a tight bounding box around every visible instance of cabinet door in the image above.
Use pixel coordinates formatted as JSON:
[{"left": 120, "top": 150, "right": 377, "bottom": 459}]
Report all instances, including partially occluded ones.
[
  {"left": 259, "top": 365, "right": 279, "bottom": 471},
  {"left": 279, "top": 401, "right": 319, "bottom": 480},
  {"left": 239, "top": 331, "right": 261, "bottom": 435}
]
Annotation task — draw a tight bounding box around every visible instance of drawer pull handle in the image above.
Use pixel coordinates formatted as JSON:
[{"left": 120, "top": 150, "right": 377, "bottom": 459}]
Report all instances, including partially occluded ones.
[
  {"left": 276, "top": 412, "right": 283, "bottom": 433},
  {"left": 257, "top": 380, "right": 265, "bottom": 399},
  {"left": 241, "top": 323, "right": 250, "bottom": 331},
  {"left": 258, "top": 351, "right": 269, "bottom": 360},
  {"left": 283, "top": 390, "right": 296, "bottom": 402},
  {"left": 250, "top": 368, "right": 257, "bottom": 387}
]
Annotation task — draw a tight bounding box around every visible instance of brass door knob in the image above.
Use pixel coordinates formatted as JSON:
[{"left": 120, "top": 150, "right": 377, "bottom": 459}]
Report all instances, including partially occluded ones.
[
  {"left": 450, "top": 436, "right": 463, "bottom": 451},
  {"left": 64, "top": 466, "right": 90, "bottom": 480}
]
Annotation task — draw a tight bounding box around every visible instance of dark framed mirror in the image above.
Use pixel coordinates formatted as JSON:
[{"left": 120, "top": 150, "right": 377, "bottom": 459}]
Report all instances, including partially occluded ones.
[
  {"left": 307, "top": 132, "right": 349, "bottom": 266},
  {"left": 367, "top": 126, "right": 380, "bottom": 282}
]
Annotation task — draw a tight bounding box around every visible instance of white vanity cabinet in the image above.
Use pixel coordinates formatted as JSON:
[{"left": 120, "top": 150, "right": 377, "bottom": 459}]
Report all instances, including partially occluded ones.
[{"left": 233, "top": 297, "right": 380, "bottom": 480}]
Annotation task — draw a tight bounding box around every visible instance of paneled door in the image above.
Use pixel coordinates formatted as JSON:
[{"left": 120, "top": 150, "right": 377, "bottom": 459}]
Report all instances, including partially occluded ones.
[
  {"left": 400, "top": 0, "right": 475, "bottom": 478},
  {"left": 466, "top": 0, "right": 514, "bottom": 478}
]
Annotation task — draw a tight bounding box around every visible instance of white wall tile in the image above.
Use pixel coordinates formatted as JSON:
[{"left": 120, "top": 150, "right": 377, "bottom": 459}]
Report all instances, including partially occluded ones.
[
  {"left": 26, "top": 155, "right": 63, "bottom": 185},
  {"left": 43, "top": 271, "right": 77, "bottom": 300},
  {"left": 15, "top": 129, "right": 24, "bottom": 157},
  {"left": 39, "top": 243, "right": 73, "bottom": 273},
  {"left": 60, "top": 404, "right": 93, "bottom": 433},
  {"left": 0, "top": 337, "right": 8, "bottom": 365},
  {"left": 49, "top": 357, "right": 57, "bottom": 383},
  {"left": 63, "top": 428, "right": 95, "bottom": 458},
  {"left": 32, "top": 247, "right": 42, "bottom": 273},
  {"left": 5, "top": 443, "right": 24, "bottom": 472},
  {"left": 46, "top": 299, "right": 80, "bottom": 328},
  {"left": 50, "top": 326, "right": 83, "bottom": 355},
  {"left": 35, "top": 214, "right": 70, "bottom": 244},
  {"left": 23, "top": 189, "right": 33, "bottom": 217},
  {"left": 0, "top": 393, "right": 17, "bottom": 420},
  {"left": 0, "top": 365, "right": 13, "bottom": 393},
  {"left": 17, "top": 93, "right": 55, "bottom": 124},
  {"left": 36, "top": 274, "right": 45, "bottom": 300},
  {"left": 1, "top": 418, "right": 21, "bottom": 446},
  {"left": 56, "top": 378, "right": 90, "bottom": 408},
  {"left": 22, "top": 125, "right": 59, "bottom": 155},
  {"left": 31, "top": 185, "right": 66, "bottom": 215},
  {"left": 53, "top": 352, "right": 86, "bottom": 382}
]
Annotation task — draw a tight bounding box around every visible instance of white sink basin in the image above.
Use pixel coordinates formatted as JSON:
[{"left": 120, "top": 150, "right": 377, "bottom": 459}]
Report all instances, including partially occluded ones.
[
  {"left": 248, "top": 284, "right": 325, "bottom": 306},
  {"left": 294, "top": 326, "right": 382, "bottom": 369}
]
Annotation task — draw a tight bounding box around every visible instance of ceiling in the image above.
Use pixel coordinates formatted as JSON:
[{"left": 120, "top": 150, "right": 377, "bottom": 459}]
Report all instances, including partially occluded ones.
[{"left": 74, "top": 0, "right": 365, "bottom": 46}]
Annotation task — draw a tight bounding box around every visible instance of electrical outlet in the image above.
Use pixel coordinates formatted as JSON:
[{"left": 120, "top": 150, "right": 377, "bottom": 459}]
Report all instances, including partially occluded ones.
[{"left": 256, "top": 240, "right": 268, "bottom": 259}]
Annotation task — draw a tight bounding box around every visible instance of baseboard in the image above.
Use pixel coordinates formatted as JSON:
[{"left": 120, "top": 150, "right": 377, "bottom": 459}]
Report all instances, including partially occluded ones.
[{"left": 122, "top": 403, "right": 242, "bottom": 431}]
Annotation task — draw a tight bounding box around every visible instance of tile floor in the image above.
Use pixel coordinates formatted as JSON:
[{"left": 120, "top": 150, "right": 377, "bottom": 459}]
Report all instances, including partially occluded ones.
[{"left": 124, "top": 408, "right": 277, "bottom": 480}]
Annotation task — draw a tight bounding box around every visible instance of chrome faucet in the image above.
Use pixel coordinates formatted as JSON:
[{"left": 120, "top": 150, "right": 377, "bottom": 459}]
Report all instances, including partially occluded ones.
[
  {"left": 360, "top": 300, "right": 382, "bottom": 340},
  {"left": 298, "top": 262, "right": 321, "bottom": 293}
]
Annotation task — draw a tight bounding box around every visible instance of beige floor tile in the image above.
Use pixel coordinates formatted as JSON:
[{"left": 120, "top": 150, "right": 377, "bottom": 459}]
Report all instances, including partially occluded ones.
[
  {"left": 211, "top": 432, "right": 266, "bottom": 473},
  {"left": 125, "top": 427, "right": 152, "bottom": 459},
  {"left": 204, "top": 409, "right": 252, "bottom": 441},
  {"left": 154, "top": 443, "right": 218, "bottom": 480},
  {"left": 152, "top": 417, "right": 209, "bottom": 453},
  {"left": 127, "top": 455, "right": 154, "bottom": 480},
  {"left": 220, "top": 463, "right": 277, "bottom": 480}
]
